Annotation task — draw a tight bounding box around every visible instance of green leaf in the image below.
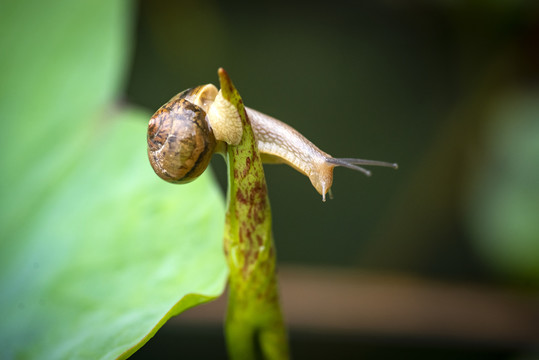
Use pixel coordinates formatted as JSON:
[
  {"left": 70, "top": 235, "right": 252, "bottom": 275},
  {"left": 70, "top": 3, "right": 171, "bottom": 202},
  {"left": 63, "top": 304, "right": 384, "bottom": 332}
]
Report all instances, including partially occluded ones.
[
  {"left": 1, "top": 111, "right": 227, "bottom": 359},
  {"left": 0, "top": 0, "right": 228, "bottom": 358},
  {"left": 0, "top": 0, "right": 130, "bottom": 244}
]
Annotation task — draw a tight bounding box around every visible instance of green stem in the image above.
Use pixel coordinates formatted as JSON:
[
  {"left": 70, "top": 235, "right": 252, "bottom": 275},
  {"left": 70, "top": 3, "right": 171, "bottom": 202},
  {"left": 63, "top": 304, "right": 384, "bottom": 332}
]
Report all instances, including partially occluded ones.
[{"left": 218, "top": 68, "right": 289, "bottom": 360}]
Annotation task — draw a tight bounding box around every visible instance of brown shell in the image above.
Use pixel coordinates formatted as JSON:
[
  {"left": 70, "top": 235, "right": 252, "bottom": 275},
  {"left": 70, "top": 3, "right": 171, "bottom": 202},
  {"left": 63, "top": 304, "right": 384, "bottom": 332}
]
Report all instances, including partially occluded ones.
[{"left": 147, "top": 94, "right": 216, "bottom": 184}]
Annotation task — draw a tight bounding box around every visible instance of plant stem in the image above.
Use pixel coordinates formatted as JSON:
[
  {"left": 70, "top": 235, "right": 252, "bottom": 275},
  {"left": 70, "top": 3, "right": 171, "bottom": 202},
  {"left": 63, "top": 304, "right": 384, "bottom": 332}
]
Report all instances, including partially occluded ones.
[{"left": 218, "top": 68, "right": 289, "bottom": 360}]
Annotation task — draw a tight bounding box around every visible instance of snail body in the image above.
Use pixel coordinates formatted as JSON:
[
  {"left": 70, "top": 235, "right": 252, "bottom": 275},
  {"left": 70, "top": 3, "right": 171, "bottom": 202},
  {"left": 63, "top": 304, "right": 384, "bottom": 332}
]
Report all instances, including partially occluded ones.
[{"left": 148, "top": 84, "right": 397, "bottom": 200}]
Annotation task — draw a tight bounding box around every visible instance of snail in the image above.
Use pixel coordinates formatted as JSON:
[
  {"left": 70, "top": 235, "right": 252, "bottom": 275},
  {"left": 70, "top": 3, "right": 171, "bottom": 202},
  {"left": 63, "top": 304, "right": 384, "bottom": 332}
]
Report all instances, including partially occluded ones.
[{"left": 148, "top": 84, "right": 397, "bottom": 201}]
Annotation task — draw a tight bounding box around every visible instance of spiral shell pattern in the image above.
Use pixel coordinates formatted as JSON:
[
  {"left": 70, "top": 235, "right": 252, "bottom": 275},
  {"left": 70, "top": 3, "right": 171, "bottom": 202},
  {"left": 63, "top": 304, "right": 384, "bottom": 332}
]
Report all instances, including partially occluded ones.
[{"left": 147, "top": 96, "right": 216, "bottom": 183}]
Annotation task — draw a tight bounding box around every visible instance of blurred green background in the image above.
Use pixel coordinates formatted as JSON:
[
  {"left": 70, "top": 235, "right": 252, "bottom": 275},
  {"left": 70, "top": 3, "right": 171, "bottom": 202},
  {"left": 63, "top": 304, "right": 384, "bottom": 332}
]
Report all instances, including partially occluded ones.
[{"left": 1, "top": 0, "right": 538, "bottom": 359}]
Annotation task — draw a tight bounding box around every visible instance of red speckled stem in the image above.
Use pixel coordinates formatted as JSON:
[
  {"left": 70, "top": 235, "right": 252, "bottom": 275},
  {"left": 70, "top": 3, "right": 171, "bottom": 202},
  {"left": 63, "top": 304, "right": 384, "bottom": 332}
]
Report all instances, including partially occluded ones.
[{"left": 219, "top": 68, "right": 289, "bottom": 360}]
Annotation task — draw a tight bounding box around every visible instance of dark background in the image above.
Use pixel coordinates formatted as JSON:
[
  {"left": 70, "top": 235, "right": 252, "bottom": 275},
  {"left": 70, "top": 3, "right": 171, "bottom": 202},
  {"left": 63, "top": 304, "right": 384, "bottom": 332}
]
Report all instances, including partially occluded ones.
[
  {"left": 128, "top": 0, "right": 538, "bottom": 280},
  {"left": 127, "top": 1, "right": 539, "bottom": 358}
]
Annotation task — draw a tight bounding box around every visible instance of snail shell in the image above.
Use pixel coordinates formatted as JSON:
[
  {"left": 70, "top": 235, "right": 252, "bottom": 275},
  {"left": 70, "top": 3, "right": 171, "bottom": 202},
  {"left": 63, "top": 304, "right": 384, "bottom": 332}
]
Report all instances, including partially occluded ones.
[{"left": 147, "top": 88, "right": 217, "bottom": 184}]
